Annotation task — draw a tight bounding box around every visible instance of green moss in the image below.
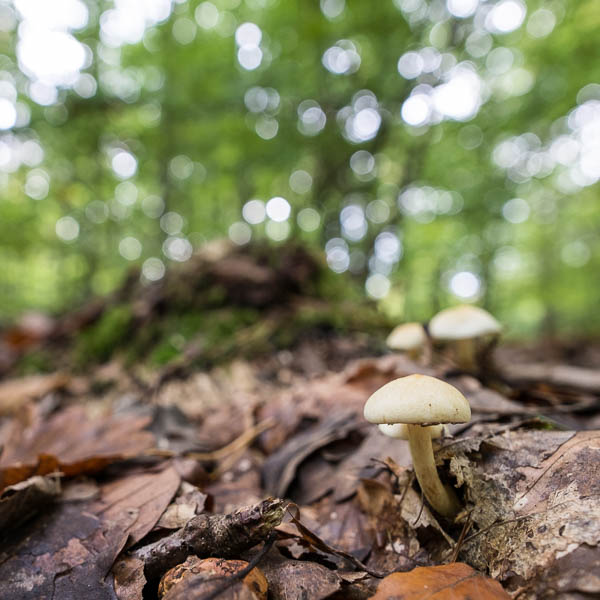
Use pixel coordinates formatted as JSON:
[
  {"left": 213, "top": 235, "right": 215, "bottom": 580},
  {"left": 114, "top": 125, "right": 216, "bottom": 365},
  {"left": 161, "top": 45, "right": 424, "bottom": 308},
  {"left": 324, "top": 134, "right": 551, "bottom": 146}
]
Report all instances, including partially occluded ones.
[
  {"left": 14, "top": 349, "right": 54, "bottom": 375},
  {"left": 74, "top": 304, "right": 133, "bottom": 366}
]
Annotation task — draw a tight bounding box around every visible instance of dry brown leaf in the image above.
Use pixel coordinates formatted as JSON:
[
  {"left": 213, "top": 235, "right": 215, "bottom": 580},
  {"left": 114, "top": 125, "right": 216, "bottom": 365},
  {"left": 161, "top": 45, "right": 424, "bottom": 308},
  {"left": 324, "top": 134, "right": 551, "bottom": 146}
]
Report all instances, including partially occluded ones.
[
  {"left": 262, "top": 412, "right": 359, "bottom": 497},
  {"left": 369, "top": 563, "right": 510, "bottom": 599},
  {"left": 0, "top": 501, "right": 135, "bottom": 599},
  {"left": 0, "top": 405, "right": 155, "bottom": 490},
  {"left": 93, "top": 464, "right": 181, "bottom": 547},
  {"left": 113, "top": 556, "right": 147, "bottom": 600},
  {"left": 0, "top": 372, "right": 70, "bottom": 415},
  {"left": 0, "top": 474, "right": 61, "bottom": 532},
  {"left": 156, "top": 481, "right": 207, "bottom": 529}
]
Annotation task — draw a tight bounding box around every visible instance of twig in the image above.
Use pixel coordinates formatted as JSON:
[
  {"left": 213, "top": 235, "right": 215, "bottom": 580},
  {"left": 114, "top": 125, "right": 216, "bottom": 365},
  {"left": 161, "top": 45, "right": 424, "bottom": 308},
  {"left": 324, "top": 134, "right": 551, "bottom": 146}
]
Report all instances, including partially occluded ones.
[
  {"left": 132, "top": 497, "right": 286, "bottom": 582},
  {"left": 450, "top": 511, "right": 472, "bottom": 563},
  {"left": 187, "top": 418, "right": 275, "bottom": 462},
  {"left": 412, "top": 487, "right": 425, "bottom": 526}
]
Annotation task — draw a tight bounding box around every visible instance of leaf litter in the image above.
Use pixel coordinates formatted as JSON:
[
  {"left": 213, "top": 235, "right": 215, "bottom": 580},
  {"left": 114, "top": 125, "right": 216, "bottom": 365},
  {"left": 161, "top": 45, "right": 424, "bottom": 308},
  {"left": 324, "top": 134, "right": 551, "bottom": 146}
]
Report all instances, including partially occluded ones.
[{"left": 1, "top": 245, "right": 600, "bottom": 599}]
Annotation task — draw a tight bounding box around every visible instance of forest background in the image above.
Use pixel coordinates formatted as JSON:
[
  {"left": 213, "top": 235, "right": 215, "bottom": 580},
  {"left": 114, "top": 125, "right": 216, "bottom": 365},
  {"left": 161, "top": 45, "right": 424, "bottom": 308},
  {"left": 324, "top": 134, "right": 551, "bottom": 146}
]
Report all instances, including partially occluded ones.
[{"left": 0, "top": 0, "right": 599, "bottom": 338}]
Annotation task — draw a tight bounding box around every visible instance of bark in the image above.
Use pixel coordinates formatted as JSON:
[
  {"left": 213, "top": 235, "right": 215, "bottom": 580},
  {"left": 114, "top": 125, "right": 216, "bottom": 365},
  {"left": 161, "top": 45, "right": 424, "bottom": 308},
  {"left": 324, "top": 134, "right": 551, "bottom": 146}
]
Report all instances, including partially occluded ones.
[{"left": 132, "top": 498, "right": 286, "bottom": 582}]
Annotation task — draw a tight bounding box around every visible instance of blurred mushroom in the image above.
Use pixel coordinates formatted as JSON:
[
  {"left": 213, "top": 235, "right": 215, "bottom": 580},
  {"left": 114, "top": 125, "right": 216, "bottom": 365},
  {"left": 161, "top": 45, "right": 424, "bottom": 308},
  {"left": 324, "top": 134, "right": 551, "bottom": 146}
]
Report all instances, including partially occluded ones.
[
  {"left": 429, "top": 305, "right": 501, "bottom": 371},
  {"left": 386, "top": 322, "right": 428, "bottom": 361},
  {"left": 364, "top": 374, "right": 470, "bottom": 518}
]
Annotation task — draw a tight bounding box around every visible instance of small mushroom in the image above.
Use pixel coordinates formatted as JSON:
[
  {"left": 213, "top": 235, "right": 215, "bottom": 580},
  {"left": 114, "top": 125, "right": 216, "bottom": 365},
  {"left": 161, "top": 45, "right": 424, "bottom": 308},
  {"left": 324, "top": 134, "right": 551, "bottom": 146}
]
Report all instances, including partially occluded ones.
[
  {"left": 386, "top": 322, "right": 427, "bottom": 361},
  {"left": 364, "top": 374, "right": 470, "bottom": 518},
  {"left": 429, "top": 305, "right": 501, "bottom": 371}
]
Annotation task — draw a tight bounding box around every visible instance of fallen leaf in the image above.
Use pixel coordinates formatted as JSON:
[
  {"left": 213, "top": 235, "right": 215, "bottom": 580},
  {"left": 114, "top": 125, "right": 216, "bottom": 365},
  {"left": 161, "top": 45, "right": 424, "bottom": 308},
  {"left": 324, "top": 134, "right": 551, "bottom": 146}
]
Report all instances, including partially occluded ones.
[
  {"left": 156, "top": 481, "right": 207, "bottom": 530},
  {"left": 92, "top": 464, "right": 181, "bottom": 547},
  {"left": 0, "top": 405, "right": 155, "bottom": 490},
  {"left": 0, "top": 501, "right": 135, "bottom": 600},
  {"left": 0, "top": 474, "right": 61, "bottom": 532},
  {"left": 262, "top": 412, "right": 359, "bottom": 497},
  {"left": 369, "top": 563, "right": 510, "bottom": 599},
  {"left": 0, "top": 373, "right": 70, "bottom": 415},
  {"left": 113, "top": 556, "right": 146, "bottom": 600}
]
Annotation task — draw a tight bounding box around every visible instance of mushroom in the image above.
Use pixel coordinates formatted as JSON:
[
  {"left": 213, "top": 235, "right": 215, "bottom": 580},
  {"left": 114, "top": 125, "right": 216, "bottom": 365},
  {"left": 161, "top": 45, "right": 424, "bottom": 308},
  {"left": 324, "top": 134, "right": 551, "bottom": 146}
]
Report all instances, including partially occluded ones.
[
  {"left": 364, "top": 374, "right": 470, "bottom": 518},
  {"left": 386, "top": 322, "right": 427, "bottom": 361},
  {"left": 429, "top": 305, "right": 501, "bottom": 371}
]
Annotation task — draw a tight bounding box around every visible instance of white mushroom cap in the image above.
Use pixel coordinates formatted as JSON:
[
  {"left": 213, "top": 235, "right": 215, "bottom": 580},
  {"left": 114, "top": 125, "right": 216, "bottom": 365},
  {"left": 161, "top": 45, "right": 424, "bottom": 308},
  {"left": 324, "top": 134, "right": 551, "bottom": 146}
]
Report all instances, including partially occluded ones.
[
  {"left": 378, "top": 423, "right": 444, "bottom": 440},
  {"left": 429, "top": 305, "right": 501, "bottom": 341},
  {"left": 386, "top": 323, "right": 427, "bottom": 351},
  {"left": 364, "top": 374, "right": 470, "bottom": 425}
]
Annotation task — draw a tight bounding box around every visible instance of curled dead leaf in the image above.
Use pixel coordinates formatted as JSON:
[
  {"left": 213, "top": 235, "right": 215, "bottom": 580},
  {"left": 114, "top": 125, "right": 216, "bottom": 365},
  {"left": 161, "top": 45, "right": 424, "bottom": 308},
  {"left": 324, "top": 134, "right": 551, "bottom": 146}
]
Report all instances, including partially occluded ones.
[{"left": 369, "top": 563, "right": 510, "bottom": 599}]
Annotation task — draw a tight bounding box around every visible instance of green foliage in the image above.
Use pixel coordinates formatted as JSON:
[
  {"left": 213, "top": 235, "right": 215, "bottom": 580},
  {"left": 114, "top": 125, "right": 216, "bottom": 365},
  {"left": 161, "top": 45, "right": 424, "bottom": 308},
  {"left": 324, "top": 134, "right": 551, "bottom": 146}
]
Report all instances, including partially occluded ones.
[{"left": 0, "top": 0, "right": 599, "bottom": 337}]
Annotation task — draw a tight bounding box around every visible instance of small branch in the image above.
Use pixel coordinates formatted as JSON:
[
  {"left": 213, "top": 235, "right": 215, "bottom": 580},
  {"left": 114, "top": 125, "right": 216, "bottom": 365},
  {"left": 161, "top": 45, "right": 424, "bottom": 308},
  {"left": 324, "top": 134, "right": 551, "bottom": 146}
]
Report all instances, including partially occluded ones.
[{"left": 132, "top": 498, "right": 286, "bottom": 582}]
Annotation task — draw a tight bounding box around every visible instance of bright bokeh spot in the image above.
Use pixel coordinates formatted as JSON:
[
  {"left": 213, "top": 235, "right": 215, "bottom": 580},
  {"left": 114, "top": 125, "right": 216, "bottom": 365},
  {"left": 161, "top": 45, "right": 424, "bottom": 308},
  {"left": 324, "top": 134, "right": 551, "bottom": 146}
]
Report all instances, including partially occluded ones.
[
  {"left": 255, "top": 116, "right": 278, "bottom": 139},
  {"left": 0, "top": 98, "right": 17, "bottom": 129},
  {"left": 242, "top": 199, "right": 266, "bottom": 224},
  {"left": 322, "top": 40, "right": 360, "bottom": 75},
  {"left": 297, "top": 207, "right": 320, "bottom": 232},
  {"left": 163, "top": 236, "right": 193, "bottom": 262},
  {"left": 265, "top": 220, "right": 290, "bottom": 241},
  {"left": 111, "top": 150, "right": 138, "bottom": 179},
  {"left": 340, "top": 204, "right": 367, "bottom": 241},
  {"left": 401, "top": 94, "right": 431, "bottom": 127},
  {"left": 289, "top": 170, "right": 312, "bottom": 194},
  {"left": 142, "top": 257, "right": 166, "bottom": 281},
  {"left": 142, "top": 195, "right": 165, "bottom": 218},
  {"left": 297, "top": 100, "right": 326, "bottom": 136},
  {"left": 365, "top": 273, "right": 390, "bottom": 299},
  {"left": 56, "top": 216, "right": 79, "bottom": 241},
  {"left": 321, "top": 0, "right": 345, "bottom": 19},
  {"left": 160, "top": 211, "right": 184, "bottom": 235},
  {"left": 18, "top": 30, "right": 86, "bottom": 87},
  {"left": 119, "top": 236, "right": 142, "bottom": 260},
  {"left": 433, "top": 65, "right": 482, "bottom": 121},
  {"left": 235, "top": 22, "right": 261, "bottom": 46},
  {"left": 397, "top": 52, "right": 423, "bottom": 79},
  {"left": 237, "top": 45, "right": 262, "bottom": 70},
  {"left": 100, "top": 0, "right": 172, "bottom": 47},
  {"left": 326, "top": 238, "right": 350, "bottom": 273},
  {"left": 352, "top": 108, "right": 381, "bottom": 141},
  {"left": 195, "top": 2, "right": 219, "bottom": 29},
  {"left": 502, "top": 197, "right": 530, "bottom": 223},
  {"left": 266, "top": 196, "right": 291, "bottom": 222},
  {"left": 228, "top": 221, "right": 252, "bottom": 245},
  {"left": 486, "top": 0, "right": 526, "bottom": 34},
  {"left": 449, "top": 271, "right": 480, "bottom": 299},
  {"left": 446, "top": 0, "right": 478, "bottom": 19},
  {"left": 527, "top": 9, "right": 555, "bottom": 38}
]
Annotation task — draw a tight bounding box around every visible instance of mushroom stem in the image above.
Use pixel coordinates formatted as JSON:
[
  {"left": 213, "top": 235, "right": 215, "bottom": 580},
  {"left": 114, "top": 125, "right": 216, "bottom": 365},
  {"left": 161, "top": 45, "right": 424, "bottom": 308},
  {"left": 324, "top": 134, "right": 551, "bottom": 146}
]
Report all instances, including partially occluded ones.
[
  {"left": 406, "top": 424, "right": 461, "bottom": 518},
  {"left": 455, "top": 338, "right": 476, "bottom": 371}
]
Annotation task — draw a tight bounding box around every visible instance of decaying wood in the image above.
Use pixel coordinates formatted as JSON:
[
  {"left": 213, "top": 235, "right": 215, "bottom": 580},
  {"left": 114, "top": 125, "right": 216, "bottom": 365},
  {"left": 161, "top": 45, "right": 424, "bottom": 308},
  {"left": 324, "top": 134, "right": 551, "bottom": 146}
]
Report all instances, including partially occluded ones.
[{"left": 132, "top": 498, "right": 287, "bottom": 582}]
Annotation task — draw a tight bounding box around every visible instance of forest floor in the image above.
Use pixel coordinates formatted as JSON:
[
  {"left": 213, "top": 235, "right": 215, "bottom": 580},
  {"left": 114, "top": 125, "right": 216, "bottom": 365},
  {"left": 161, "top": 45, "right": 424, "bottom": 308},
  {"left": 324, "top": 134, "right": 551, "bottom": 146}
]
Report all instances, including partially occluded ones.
[{"left": 0, "top": 242, "right": 599, "bottom": 600}]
